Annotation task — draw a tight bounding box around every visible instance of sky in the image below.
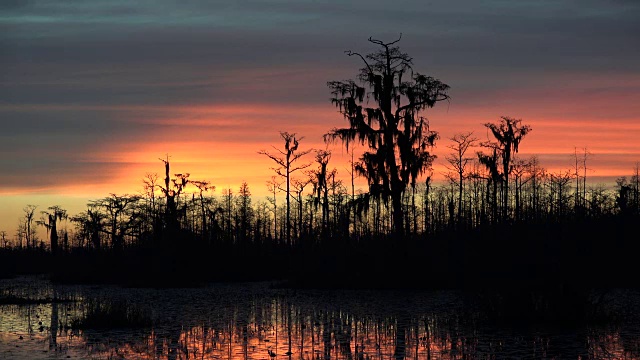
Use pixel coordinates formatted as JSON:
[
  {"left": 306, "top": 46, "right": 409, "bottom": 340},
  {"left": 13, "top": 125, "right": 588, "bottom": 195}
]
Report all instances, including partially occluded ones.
[{"left": 1, "top": 0, "right": 639, "bottom": 238}]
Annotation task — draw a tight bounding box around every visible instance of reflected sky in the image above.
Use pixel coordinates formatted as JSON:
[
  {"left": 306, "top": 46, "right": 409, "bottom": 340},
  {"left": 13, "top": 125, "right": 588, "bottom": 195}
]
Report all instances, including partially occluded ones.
[{"left": 1, "top": 276, "right": 639, "bottom": 359}]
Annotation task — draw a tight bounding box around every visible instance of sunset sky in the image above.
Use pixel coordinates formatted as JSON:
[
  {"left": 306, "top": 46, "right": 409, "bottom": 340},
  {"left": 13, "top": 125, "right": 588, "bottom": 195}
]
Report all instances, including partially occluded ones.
[{"left": 1, "top": 0, "right": 639, "bottom": 238}]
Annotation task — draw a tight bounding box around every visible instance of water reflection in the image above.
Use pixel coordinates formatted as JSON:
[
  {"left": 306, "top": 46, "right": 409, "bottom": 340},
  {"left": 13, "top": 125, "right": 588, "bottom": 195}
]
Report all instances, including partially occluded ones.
[{"left": 1, "top": 276, "right": 639, "bottom": 359}]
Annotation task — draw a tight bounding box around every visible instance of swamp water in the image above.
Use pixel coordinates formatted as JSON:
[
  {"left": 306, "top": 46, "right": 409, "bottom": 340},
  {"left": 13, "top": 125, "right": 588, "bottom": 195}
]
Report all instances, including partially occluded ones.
[{"left": 1, "top": 275, "right": 639, "bottom": 359}]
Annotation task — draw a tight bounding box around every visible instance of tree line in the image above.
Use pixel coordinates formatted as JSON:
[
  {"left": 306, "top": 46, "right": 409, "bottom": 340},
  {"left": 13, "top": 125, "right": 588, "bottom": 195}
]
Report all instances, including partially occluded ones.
[
  {"left": 7, "top": 127, "right": 639, "bottom": 254},
  {"left": 2, "top": 36, "right": 639, "bottom": 288}
]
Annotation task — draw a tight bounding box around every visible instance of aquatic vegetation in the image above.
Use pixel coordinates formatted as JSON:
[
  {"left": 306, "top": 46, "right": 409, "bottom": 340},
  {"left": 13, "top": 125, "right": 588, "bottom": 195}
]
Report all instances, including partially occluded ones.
[{"left": 71, "top": 299, "right": 152, "bottom": 329}]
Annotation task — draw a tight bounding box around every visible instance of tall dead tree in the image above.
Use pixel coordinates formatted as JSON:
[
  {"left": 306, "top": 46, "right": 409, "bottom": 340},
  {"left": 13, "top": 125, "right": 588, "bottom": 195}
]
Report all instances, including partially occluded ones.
[
  {"left": 314, "top": 150, "right": 332, "bottom": 238},
  {"left": 292, "top": 176, "right": 312, "bottom": 238},
  {"left": 191, "top": 180, "right": 213, "bottom": 239},
  {"left": 158, "top": 155, "right": 190, "bottom": 237},
  {"left": 22, "top": 205, "right": 38, "bottom": 249},
  {"left": 258, "top": 132, "right": 312, "bottom": 245},
  {"left": 266, "top": 176, "right": 282, "bottom": 242},
  {"left": 445, "top": 132, "right": 478, "bottom": 224}
]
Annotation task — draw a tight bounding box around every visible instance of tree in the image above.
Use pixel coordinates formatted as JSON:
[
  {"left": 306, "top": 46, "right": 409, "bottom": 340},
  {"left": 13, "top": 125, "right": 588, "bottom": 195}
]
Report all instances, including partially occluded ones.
[
  {"left": 191, "top": 180, "right": 213, "bottom": 239},
  {"left": 237, "top": 181, "right": 253, "bottom": 245},
  {"left": 92, "top": 194, "right": 141, "bottom": 252},
  {"left": 266, "top": 176, "right": 282, "bottom": 242},
  {"left": 22, "top": 205, "right": 38, "bottom": 249},
  {"left": 221, "top": 188, "right": 234, "bottom": 244},
  {"left": 0, "top": 231, "right": 7, "bottom": 248},
  {"left": 345, "top": 146, "right": 358, "bottom": 236},
  {"left": 37, "top": 206, "right": 67, "bottom": 254},
  {"left": 158, "top": 155, "right": 190, "bottom": 235},
  {"left": 483, "top": 116, "right": 532, "bottom": 220},
  {"left": 313, "top": 150, "right": 332, "bottom": 237},
  {"left": 71, "top": 206, "right": 105, "bottom": 251},
  {"left": 142, "top": 172, "right": 159, "bottom": 213},
  {"left": 445, "top": 132, "right": 478, "bottom": 224},
  {"left": 258, "top": 132, "right": 312, "bottom": 245},
  {"left": 477, "top": 146, "right": 501, "bottom": 223},
  {"left": 572, "top": 147, "right": 592, "bottom": 214},
  {"left": 324, "top": 34, "right": 449, "bottom": 239},
  {"left": 291, "top": 176, "right": 312, "bottom": 239}
]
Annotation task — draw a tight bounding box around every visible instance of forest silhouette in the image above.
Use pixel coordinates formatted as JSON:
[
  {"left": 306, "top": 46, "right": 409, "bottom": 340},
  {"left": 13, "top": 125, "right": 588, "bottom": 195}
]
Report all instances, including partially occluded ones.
[{"left": 1, "top": 36, "right": 639, "bottom": 302}]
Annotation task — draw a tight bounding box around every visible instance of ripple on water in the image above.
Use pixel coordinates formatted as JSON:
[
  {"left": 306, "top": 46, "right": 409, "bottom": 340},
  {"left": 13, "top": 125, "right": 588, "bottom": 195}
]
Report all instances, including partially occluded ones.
[{"left": 1, "top": 276, "right": 640, "bottom": 359}]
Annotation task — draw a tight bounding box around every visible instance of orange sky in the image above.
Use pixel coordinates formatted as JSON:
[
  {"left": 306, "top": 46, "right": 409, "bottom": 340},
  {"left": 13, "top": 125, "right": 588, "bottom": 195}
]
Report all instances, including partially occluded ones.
[{"left": 2, "top": 96, "right": 639, "bottom": 239}]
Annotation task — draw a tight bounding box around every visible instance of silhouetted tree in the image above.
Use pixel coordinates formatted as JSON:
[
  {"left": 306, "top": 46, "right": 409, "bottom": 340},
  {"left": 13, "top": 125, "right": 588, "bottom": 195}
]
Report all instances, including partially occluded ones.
[
  {"left": 291, "top": 176, "right": 312, "bottom": 239},
  {"left": 616, "top": 177, "right": 635, "bottom": 216},
  {"left": 633, "top": 163, "right": 640, "bottom": 215},
  {"left": 22, "top": 205, "right": 38, "bottom": 249},
  {"left": 483, "top": 116, "right": 532, "bottom": 220},
  {"left": 313, "top": 150, "right": 332, "bottom": 238},
  {"left": 142, "top": 172, "right": 160, "bottom": 235},
  {"left": 237, "top": 181, "right": 253, "bottom": 245},
  {"left": 266, "top": 176, "right": 282, "bottom": 243},
  {"left": 258, "top": 132, "right": 312, "bottom": 245},
  {"left": 477, "top": 145, "right": 501, "bottom": 223},
  {"left": 445, "top": 132, "right": 478, "bottom": 225},
  {"left": 92, "top": 194, "right": 141, "bottom": 253},
  {"left": 325, "top": 34, "right": 449, "bottom": 239},
  {"left": 511, "top": 157, "right": 533, "bottom": 222},
  {"left": 71, "top": 206, "right": 105, "bottom": 251},
  {"left": 221, "top": 188, "right": 234, "bottom": 245},
  {"left": 142, "top": 172, "right": 159, "bottom": 210},
  {"left": 572, "top": 147, "right": 592, "bottom": 214},
  {"left": 549, "top": 171, "right": 573, "bottom": 220},
  {"left": 522, "top": 155, "right": 546, "bottom": 222},
  {"left": 345, "top": 146, "right": 358, "bottom": 237},
  {"left": 191, "top": 180, "right": 213, "bottom": 239},
  {"left": 158, "top": 156, "right": 190, "bottom": 237},
  {"left": 37, "top": 205, "right": 67, "bottom": 254}
]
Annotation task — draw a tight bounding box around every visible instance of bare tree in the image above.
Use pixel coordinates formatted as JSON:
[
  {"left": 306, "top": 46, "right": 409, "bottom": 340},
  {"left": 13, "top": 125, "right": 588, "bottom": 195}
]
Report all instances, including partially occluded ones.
[
  {"left": 291, "top": 176, "right": 312, "bottom": 239},
  {"left": 266, "top": 176, "right": 282, "bottom": 242},
  {"left": 572, "top": 147, "right": 592, "bottom": 213},
  {"left": 237, "top": 181, "right": 253, "bottom": 245},
  {"left": 550, "top": 171, "right": 573, "bottom": 219},
  {"left": 22, "top": 205, "right": 38, "bottom": 249},
  {"left": 221, "top": 188, "right": 234, "bottom": 244},
  {"left": 191, "top": 180, "right": 213, "bottom": 238},
  {"left": 324, "top": 34, "right": 449, "bottom": 239},
  {"left": 445, "top": 132, "right": 478, "bottom": 223},
  {"left": 258, "top": 132, "right": 312, "bottom": 245}
]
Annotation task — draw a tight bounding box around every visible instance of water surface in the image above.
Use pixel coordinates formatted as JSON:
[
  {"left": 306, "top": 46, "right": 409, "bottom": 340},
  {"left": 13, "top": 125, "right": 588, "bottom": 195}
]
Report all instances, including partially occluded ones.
[{"left": 1, "top": 276, "right": 639, "bottom": 359}]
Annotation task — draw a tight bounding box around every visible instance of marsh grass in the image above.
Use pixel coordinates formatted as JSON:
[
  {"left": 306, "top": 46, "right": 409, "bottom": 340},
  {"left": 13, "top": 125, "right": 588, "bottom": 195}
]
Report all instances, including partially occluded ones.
[
  {"left": 0, "top": 294, "right": 75, "bottom": 305},
  {"left": 72, "top": 299, "right": 152, "bottom": 329},
  {"left": 0, "top": 285, "right": 76, "bottom": 305}
]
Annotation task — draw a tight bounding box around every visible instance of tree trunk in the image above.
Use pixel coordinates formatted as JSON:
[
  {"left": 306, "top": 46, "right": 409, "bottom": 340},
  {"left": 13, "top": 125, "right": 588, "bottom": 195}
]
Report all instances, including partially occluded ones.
[{"left": 50, "top": 215, "right": 58, "bottom": 255}]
